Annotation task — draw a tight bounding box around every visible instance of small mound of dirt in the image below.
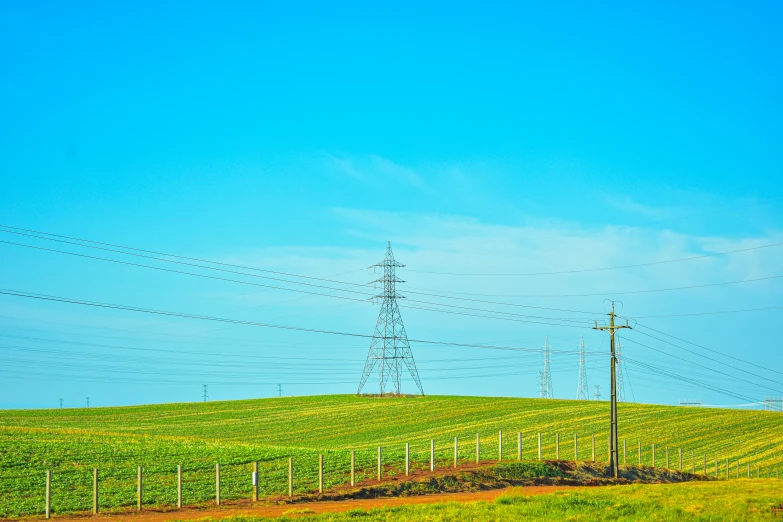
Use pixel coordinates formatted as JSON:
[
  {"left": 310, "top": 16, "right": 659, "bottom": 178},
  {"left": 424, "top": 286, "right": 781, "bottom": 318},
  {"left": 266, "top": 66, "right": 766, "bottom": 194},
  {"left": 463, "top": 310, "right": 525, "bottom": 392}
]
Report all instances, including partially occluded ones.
[{"left": 285, "top": 460, "right": 711, "bottom": 504}]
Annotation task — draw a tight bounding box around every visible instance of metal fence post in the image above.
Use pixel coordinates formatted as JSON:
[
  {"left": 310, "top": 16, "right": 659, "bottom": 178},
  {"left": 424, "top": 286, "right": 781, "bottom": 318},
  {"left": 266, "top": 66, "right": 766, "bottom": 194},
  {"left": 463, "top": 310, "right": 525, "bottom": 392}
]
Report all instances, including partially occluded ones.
[
  {"left": 476, "top": 434, "right": 481, "bottom": 464},
  {"left": 405, "top": 443, "right": 410, "bottom": 476},
  {"left": 591, "top": 435, "right": 595, "bottom": 462},
  {"left": 556, "top": 433, "right": 560, "bottom": 460},
  {"left": 178, "top": 465, "right": 183, "bottom": 508},
  {"left": 498, "top": 430, "right": 503, "bottom": 461},
  {"left": 430, "top": 439, "right": 435, "bottom": 472},
  {"left": 378, "top": 447, "right": 383, "bottom": 480},
  {"left": 454, "top": 437, "right": 459, "bottom": 468}
]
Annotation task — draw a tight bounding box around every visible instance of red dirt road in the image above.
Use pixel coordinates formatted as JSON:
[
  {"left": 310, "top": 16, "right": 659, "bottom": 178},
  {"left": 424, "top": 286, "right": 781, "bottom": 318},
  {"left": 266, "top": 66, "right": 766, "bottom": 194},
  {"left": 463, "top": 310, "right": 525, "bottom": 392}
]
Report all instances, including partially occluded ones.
[{"left": 45, "top": 486, "right": 576, "bottom": 522}]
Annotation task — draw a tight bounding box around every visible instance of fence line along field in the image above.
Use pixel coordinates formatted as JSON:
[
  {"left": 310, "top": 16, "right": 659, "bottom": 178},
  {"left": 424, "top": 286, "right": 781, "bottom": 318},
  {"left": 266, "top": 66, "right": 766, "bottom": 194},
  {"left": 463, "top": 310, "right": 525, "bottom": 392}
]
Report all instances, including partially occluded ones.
[{"left": 1, "top": 394, "right": 781, "bottom": 517}]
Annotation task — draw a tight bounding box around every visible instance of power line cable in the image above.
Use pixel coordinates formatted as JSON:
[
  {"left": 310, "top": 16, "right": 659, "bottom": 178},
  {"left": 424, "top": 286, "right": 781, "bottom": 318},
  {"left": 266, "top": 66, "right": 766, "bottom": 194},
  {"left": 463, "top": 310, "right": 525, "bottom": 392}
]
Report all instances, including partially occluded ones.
[
  {"left": 400, "top": 303, "right": 592, "bottom": 330},
  {"left": 0, "top": 239, "right": 603, "bottom": 322},
  {"left": 0, "top": 224, "right": 368, "bottom": 287},
  {"left": 410, "top": 274, "right": 783, "bottom": 298},
  {"left": 621, "top": 335, "right": 783, "bottom": 394},
  {"left": 0, "top": 288, "right": 596, "bottom": 356},
  {"left": 629, "top": 306, "right": 783, "bottom": 318},
  {"left": 405, "top": 241, "right": 783, "bottom": 276},
  {"left": 622, "top": 355, "right": 759, "bottom": 403},
  {"left": 630, "top": 321, "right": 783, "bottom": 377},
  {"left": 0, "top": 239, "right": 374, "bottom": 301},
  {"left": 630, "top": 329, "right": 783, "bottom": 386}
]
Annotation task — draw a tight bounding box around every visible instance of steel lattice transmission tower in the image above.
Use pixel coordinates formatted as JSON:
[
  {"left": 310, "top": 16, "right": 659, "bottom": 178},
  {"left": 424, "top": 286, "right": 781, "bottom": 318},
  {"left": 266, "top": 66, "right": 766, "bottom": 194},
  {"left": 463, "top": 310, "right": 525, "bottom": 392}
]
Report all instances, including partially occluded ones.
[
  {"left": 357, "top": 242, "right": 424, "bottom": 396},
  {"left": 577, "top": 335, "right": 589, "bottom": 400},
  {"left": 540, "top": 336, "right": 553, "bottom": 398}
]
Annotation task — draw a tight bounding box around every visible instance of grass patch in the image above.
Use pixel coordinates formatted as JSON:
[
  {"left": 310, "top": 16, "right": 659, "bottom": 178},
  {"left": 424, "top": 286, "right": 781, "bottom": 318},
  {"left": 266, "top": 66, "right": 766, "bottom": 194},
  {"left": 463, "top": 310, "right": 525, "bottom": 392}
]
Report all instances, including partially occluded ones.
[
  {"left": 204, "top": 481, "right": 783, "bottom": 521},
  {"left": 1, "top": 395, "right": 781, "bottom": 516}
]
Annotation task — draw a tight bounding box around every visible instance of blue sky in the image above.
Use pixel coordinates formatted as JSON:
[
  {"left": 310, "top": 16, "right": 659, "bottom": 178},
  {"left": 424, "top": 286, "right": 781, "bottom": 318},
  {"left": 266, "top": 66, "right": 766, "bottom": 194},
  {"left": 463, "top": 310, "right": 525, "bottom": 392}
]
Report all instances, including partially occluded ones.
[{"left": 0, "top": 1, "right": 781, "bottom": 409}]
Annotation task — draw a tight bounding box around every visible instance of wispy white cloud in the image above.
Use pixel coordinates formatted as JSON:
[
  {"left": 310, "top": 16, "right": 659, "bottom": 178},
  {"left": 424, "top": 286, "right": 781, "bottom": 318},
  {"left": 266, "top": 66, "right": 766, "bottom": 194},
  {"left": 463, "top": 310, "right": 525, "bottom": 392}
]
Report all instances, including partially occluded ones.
[
  {"left": 604, "top": 195, "right": 674, "bottom": 219},
  {"left": 325, "top": 153, "right": 428, "bottom": 191},
  {"left": 325, "top": 154, "right": 365, "bottom": 181}
]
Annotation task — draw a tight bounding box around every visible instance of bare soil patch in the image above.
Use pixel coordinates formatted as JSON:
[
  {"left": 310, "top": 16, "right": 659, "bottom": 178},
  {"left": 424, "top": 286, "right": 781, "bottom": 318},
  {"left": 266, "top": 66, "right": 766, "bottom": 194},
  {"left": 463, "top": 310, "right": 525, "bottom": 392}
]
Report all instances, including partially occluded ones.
[{"left": 43, "top": 486, "right": 570, "bottom": 522}]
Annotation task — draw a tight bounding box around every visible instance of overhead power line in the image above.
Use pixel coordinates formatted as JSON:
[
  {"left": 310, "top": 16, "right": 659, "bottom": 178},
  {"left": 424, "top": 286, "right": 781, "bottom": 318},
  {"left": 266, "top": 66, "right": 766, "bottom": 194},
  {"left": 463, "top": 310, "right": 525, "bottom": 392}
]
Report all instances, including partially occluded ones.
[
  {"left": 405, "top": 241, "right": 783, "bottom": 276},
  {"left": 0, "top": 239, "right": 374, "bottom": 301},
  {"left": 0, "top": 288, "right": 597, "bottom": 356},
  {"left": 5, "top": 223, "right": 779, "bottom": 304},
  {"left": 630, "top": 305, "right": 783, "bottom": 318},
  {"left": 622, "top": 356, "right": 760, "bottom": 404},
  {"left": 622, "top": 335, "right": 783, "bottom": 394},
  {"left": 0, "top": 224, "right": 367, "bottom": 287},
  {"left": 630, "top": 322, "right": 783, "bottom": 377},
  {"left": 408, "top": 274, "right": 783, "bottom": 299},
  {"left": 0, "top": 239, "right": 600, "bottom": 322}
]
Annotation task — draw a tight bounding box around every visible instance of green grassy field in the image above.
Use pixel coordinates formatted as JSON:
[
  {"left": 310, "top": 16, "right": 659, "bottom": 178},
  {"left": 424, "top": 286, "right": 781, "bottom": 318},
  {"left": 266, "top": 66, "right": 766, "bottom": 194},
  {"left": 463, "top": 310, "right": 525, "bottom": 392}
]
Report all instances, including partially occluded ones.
[
  {"left": 1, "top": 394, "right": 781, "bottom": 517},
  {"left": 200, "top": 481, "right": 783, "bottom": 522}
]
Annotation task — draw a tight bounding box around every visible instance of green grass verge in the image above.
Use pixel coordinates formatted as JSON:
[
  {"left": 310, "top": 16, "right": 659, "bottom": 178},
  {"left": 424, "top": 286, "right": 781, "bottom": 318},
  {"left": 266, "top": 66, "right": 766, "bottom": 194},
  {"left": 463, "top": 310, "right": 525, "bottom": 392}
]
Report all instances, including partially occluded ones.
[
  {"left": 193, "top": 481, "right": 783, "bottom": 521},
  {"left": 1, "top": 395, "right": 781, "bottom": 516}
]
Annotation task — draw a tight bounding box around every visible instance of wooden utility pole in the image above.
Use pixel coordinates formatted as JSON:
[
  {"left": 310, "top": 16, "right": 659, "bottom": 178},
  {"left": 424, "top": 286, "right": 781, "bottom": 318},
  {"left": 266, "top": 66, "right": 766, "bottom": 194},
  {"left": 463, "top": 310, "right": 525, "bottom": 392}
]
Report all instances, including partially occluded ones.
[{"left": 593, "top": 301, "right": 631, "bottom": 478}]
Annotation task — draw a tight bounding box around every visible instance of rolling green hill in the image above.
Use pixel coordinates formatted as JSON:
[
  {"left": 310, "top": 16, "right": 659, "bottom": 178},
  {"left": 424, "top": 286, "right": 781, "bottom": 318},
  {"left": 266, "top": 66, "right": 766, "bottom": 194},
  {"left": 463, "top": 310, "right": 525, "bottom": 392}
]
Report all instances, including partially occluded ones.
[{"left": 1, "top": 395, "right": 781, "bottom": 517}]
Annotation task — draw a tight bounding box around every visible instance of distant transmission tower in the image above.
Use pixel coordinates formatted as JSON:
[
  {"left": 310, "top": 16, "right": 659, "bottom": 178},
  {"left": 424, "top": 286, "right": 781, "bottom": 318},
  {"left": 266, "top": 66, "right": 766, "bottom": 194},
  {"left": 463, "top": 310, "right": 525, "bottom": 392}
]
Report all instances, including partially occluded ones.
[
  {"left": 540, "top": 336, "right": 553, "bottom": 398},
  {"left": 594, "top": 385, "right": 601, "bottom": 401},
  {"left": 616, "top": 337, "right": 625, "bottom": 402},
  {"left": 202, "top": 384, "right": 208, "bottom": 402},
  {"left": 357, "top": 242, "right": 424, "bottom": 396},
  {"left": 86, "top": 397, "right": 90, "bottom": 408},
  {"left": 59, "top": 398, "right": 63, "bottom": 409},
  {"left": 577, "top": 335, "right": 588, "bottom": 400},
  {"left": 277, "top": 384, "right": 282, "bottom": 397}
]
